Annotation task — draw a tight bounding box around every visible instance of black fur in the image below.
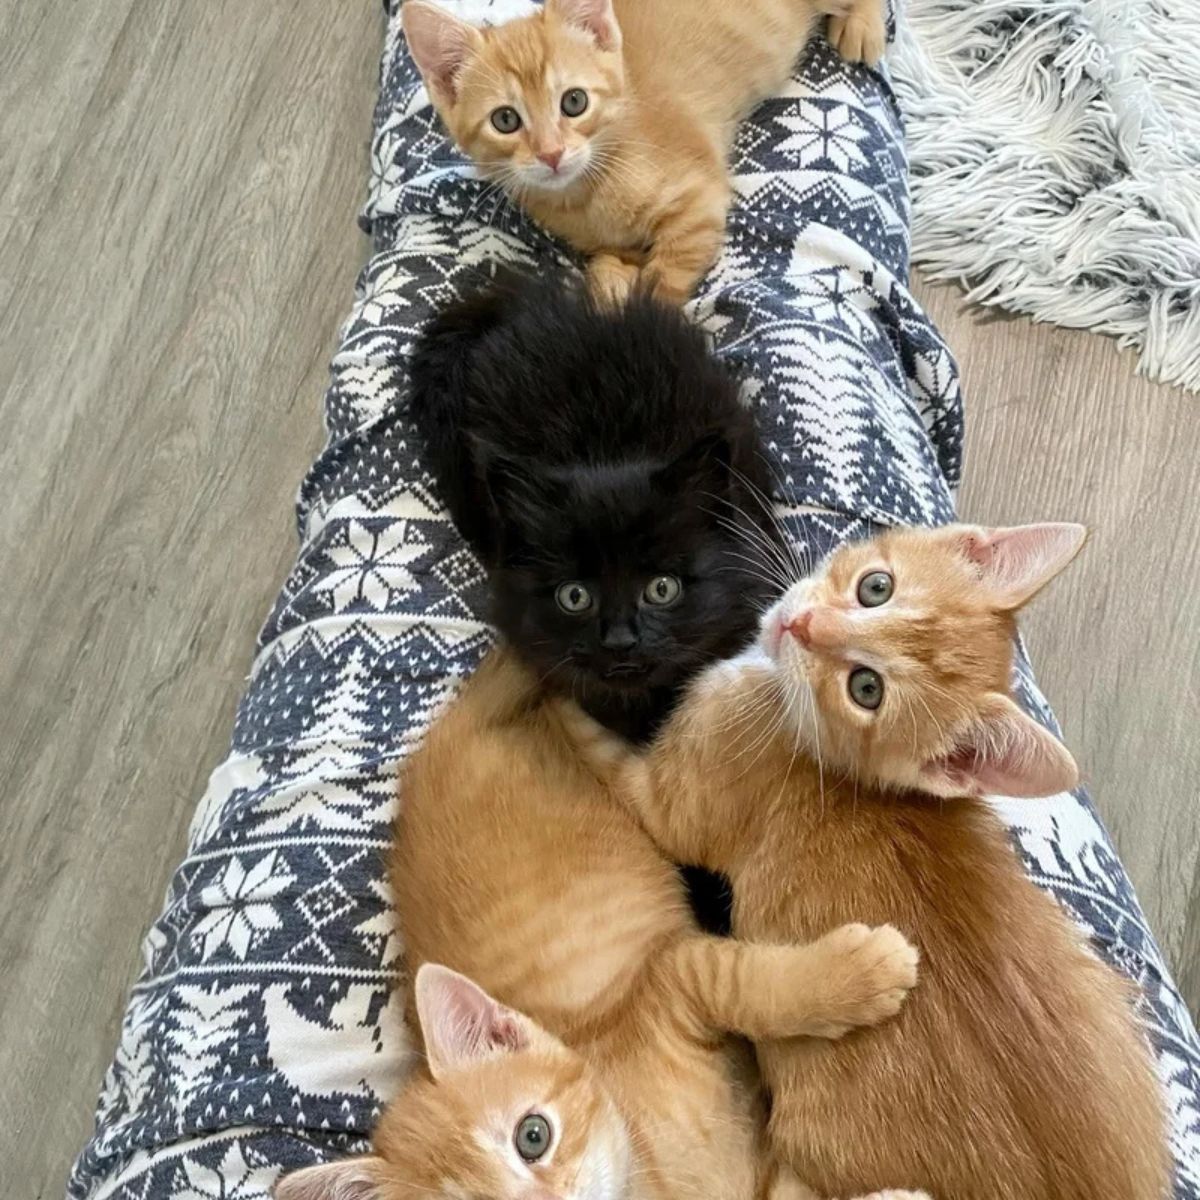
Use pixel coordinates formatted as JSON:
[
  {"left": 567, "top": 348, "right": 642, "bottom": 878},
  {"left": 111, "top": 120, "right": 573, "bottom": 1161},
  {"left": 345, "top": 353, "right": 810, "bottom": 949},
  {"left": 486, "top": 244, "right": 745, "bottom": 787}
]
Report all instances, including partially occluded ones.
[{"left": 409, "top": 270, "right": 784, "bottom": 744}]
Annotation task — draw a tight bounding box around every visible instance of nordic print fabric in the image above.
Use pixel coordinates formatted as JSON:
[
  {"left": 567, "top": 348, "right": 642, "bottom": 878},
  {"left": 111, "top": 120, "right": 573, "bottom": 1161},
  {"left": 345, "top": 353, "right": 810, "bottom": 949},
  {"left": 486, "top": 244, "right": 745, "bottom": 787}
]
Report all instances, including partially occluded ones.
[{"left": 70, "top": 2, "right": 1200, "bottom": 1196}]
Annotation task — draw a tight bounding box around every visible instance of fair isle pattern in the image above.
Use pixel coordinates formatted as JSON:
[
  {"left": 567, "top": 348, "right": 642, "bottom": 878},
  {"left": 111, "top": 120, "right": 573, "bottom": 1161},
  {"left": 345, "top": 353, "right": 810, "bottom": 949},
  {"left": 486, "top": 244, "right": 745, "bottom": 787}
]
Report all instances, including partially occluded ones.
[{"left": 71, "top": 2, "right": 1199, "bottom": 1197}]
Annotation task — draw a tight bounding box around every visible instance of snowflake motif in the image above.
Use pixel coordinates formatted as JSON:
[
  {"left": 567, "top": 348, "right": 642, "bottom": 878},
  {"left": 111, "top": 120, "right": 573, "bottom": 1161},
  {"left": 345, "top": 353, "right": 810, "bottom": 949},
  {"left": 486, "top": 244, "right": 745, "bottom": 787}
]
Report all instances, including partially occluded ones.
[
  {"left": 193, "top": 852, "right": 296, "bottom": 961},
  {"left": 178, "top": 1142, "right": 281, "bottom": 1200},
  {"left": 774, "top": 102, "right": 868, "bottom": 172},
  {"left": 325, "top": 520, "right": 427, "bottom": 612},
  {"left": 909, "top": 344, "right": 959, "bottom": 415},
  {"left": 785, "top": 269, "right": 878, "bottom": 343},
  {"left": 370, "top": 113, "right": 409, "bottom": 205},
  {"left": 357, "top": 261, "right": 415, "bottom": 326}
]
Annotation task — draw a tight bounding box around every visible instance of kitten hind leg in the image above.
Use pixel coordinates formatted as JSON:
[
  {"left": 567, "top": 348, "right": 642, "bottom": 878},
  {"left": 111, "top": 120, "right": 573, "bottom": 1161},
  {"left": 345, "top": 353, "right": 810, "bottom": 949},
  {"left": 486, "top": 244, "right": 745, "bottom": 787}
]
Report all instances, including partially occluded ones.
[{"left": 822, "top": 0, "right": 887, "bottom": 64}]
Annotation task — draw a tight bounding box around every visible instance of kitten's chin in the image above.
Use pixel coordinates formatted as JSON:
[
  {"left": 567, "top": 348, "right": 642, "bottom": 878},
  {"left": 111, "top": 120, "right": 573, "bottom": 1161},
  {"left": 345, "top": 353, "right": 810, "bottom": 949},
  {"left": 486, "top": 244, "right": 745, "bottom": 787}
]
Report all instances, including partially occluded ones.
[{"left": 573, "top": 1110, "right": 634, "bottom": 1200}]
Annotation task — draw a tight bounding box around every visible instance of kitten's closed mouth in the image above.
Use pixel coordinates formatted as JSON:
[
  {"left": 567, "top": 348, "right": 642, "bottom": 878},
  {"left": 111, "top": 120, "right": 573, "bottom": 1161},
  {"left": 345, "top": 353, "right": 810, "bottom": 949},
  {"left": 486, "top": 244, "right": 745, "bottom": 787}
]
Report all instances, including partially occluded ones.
[{"left": 602, "top": 662, "right": 648, "bottom": 679}]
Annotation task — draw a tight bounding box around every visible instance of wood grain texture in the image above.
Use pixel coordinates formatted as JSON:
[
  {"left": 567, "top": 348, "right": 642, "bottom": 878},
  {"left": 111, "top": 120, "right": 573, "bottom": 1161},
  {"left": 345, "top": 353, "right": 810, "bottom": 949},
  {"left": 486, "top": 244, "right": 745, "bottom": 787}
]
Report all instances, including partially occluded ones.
[
  {"left": 913, "top": 278, "right": 1200, "bottom": 1018},
  {"left": 0, "top": 1, "right": 380, "bottom": 1192},
  {"left": 0, "top": 4, "right": 1195, "bottom": 1193}
]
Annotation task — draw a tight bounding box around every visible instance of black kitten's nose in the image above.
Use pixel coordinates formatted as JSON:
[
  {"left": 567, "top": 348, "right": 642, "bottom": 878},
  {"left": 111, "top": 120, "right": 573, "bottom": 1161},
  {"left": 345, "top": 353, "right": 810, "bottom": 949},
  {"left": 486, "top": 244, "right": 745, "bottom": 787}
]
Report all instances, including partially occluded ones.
[{"left": 600, "top": 621, "right": 638, "bottom": 652}]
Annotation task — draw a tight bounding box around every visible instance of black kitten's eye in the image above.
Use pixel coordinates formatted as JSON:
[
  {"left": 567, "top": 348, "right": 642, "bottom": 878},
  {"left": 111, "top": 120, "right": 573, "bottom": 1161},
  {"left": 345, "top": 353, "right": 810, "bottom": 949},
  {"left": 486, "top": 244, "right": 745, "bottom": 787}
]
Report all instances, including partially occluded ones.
[
  {"left": 561, "top": 87, "right": 589, "bottom": 117},
  {"left": 490, "top": 106, "right": 522, "bottom": 134},
  {"left": 642, "top": 575, "right": 682, "bottom": 606},
  {"left": 514, "top": 1113, "right": 553, "bottom": 1161},
  {"left": 556, "top": 581, "right": 593, "bottom": 614},
  {"left": 848, "top": 667, "right": 884, "bottom": 710},
  {"left": 857, "top": 571, "right": 893, "bottom": 608}
]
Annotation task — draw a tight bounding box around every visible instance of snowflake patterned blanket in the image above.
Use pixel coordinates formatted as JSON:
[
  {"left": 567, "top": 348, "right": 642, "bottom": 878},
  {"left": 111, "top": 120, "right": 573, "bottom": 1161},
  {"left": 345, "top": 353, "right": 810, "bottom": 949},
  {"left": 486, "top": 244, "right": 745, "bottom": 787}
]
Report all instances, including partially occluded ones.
[{"left": 70, "top": 2, "right": 1200, "bottom": 1197}]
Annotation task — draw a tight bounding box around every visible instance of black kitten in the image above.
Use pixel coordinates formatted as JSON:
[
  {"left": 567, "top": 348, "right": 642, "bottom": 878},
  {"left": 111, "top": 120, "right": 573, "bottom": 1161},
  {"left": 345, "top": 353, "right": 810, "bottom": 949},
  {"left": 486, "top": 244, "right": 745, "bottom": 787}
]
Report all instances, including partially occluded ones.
[{"left": 409, "top": 270, "right": 784, "bottom": 743}]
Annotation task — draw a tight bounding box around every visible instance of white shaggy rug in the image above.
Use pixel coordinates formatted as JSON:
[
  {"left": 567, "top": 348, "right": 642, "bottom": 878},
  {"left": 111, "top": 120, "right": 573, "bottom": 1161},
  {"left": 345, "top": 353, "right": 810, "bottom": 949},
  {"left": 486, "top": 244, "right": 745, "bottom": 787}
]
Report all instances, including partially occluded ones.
[{"left": 891, "top": 0, "right": 1200, "bottom": 392}]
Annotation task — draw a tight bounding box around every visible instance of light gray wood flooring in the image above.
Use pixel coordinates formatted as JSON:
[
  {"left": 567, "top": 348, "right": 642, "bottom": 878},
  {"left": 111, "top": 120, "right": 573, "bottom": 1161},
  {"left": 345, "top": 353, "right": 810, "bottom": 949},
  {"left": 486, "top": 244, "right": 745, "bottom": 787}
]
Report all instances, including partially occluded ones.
[{"left": 1, "top": 4, "right": 1195, "bottom": 1196}]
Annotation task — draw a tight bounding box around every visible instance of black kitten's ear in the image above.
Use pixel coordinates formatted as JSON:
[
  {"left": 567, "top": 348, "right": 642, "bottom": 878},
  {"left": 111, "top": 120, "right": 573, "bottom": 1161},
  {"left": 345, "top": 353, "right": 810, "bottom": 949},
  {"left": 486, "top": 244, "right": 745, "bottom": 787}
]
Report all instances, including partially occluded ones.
[
  {"left": 652, "top": 432, "right": 732, "bottom": 497},
  {"left": 479, "top": 449, "right": 563, "bottom": 524}
]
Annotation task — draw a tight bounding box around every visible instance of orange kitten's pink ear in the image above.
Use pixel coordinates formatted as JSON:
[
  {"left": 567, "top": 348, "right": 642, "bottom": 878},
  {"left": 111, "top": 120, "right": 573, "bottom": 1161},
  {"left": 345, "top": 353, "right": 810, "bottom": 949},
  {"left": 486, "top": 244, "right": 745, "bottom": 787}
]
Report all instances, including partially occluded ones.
[
  {"left": 415, "top": 963, "right": 530, "bottom": 1079},
  {"left": 952, "top": 522, "right": 1087, "bottom": 610},
  {"left": 546, "top": 0, "right": 621, "bottom": 51},
  {"left": 403, "top": 1, "right": 483, "bottom": 103},
  {"left": 274, "top": 1156, "right": 383, "bottom": 1200},
  {"left": 919, "top": 693, "right": 1079, "bottom": 800}
]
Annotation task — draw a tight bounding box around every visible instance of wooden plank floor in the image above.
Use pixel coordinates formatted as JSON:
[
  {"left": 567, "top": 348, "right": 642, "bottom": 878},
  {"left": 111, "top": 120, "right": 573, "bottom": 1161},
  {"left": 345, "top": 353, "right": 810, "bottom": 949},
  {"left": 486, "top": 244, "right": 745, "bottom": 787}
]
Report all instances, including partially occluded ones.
[
  {"left": 0, "top": 3, "right": 1195, "bottom": 1193},
  {"left": 0, "top": 1, "right": 382, "bottom": 1192}
]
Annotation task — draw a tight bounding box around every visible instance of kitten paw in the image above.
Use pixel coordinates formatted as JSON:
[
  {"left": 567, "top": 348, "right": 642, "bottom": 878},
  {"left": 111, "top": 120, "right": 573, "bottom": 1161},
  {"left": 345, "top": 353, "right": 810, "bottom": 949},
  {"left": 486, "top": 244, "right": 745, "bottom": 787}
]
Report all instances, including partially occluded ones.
[
  {"left": 806, "top": 922, "right": 919, "bottom": 1038},
  {"left": 587, "top": 254, "right": 640, "bottom": 307},
  {"left": 827, "top": 0, "right": 886, "bottom": 65}
]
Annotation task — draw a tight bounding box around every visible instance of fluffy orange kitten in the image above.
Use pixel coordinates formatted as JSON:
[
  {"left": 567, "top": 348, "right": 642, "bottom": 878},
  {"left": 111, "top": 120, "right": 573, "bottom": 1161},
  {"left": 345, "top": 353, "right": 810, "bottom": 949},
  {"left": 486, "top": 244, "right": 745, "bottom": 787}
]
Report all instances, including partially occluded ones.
[
  {"left": 562, "top": 523, "right": 1171, "bottom": 1200},
  {"left": 402, "top": 0, "right": 886, "bottom": 304},
  {"left": 276, "top": 962, "right": 637, "bottom": 1200},
  {"left": 277, "top": 647, "right": 926, "bottom": 1200}
]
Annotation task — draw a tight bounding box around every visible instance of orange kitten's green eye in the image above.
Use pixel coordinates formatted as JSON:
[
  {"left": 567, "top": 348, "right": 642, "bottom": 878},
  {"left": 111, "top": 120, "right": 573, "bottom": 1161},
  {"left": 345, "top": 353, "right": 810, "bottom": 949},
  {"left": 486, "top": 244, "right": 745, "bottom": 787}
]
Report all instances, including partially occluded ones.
[
  {"left": 514, "top": 1112, "right": 553, "bottom": 1161},
  {"left": 557, "top": 582, "right": 593, "bottom": 614},
  {"left": 490, "top": 106, "right": 522, "bottom": 134},
  {"left": 561, "top": 88, "right": 589, "bottom": 117},
  {"left": 848, "top": 667, "right": 884, "bottom": 710},
  {"left": 857, "top": 571, "right": 893, "bottom": 607}
]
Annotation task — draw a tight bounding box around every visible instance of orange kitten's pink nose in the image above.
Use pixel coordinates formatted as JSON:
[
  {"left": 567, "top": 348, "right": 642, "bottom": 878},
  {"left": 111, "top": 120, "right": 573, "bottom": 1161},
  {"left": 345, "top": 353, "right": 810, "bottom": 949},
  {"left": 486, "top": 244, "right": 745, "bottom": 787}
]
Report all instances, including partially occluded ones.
[
  {"left": 785, "top": 609, "right": 814, "bottom": 647},
  {"left": 537, "top": 148, "right": 564, "bottom": 170},
  {"left": 785, "top": 607, "right": 842, "bottom": 651}
]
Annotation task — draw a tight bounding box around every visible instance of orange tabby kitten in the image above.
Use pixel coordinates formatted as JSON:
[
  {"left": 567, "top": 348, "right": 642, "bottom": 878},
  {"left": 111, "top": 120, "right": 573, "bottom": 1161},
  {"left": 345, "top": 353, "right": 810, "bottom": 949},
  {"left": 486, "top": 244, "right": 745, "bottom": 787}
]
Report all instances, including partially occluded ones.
[
  {"left": 276, "top": 962, "right": 639, "bottom": 1200},
  {"left": 276, "top": 647, "right": 926, "bottom": 1200},
  {"left": 562, "top": 523, "right": 1171, "bottom": 1200},
  {"left": 402, "top": 0, "right": 886, "bottom": 304}
]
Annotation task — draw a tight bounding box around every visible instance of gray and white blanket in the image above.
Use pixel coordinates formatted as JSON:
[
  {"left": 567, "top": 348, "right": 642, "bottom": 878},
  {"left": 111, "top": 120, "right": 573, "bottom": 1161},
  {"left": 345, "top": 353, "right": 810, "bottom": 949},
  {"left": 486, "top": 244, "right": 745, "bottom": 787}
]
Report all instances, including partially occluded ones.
[{"left": 69, "top": 3, "right": 1200, "bottom": 1196}]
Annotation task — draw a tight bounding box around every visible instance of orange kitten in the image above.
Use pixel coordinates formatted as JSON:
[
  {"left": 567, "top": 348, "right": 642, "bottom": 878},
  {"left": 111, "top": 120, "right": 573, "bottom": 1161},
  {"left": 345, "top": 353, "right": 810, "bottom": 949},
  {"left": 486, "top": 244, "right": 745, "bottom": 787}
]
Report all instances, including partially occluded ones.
[
  {"left": 562, "top": 524, "right": 1171, "bottom": 1200},
  {"left": 277, "top": 646, "right": 926, "bottom": 1200},
  {"left": 403, "top": 0, "right": 886, "bottom": 305},
  {"left": 277, "top": 962, "right": 635, "bottom": 1200}
]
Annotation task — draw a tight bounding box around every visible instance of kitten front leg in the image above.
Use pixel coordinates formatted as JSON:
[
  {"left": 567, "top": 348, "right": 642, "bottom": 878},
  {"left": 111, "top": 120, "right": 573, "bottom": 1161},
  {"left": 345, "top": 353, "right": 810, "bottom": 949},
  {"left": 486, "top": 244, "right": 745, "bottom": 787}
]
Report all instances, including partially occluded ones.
[
  {"left": 643, "top": 181, "right": 729, "bottom": 306},
  {"left": 587, "top": 252, "right": 641, "bottom": 307},
  {"left": 822, "top": 0, "right": 887, "bottom": 65},
  {"left": 555, "top": 655, "right": 785, "bottom": 865},
  {"left": 668, "top": 924, "right": 918, "bottom": 1042},
  {"left": 552, "top": 697, "right": 709, "bottom": 866}
]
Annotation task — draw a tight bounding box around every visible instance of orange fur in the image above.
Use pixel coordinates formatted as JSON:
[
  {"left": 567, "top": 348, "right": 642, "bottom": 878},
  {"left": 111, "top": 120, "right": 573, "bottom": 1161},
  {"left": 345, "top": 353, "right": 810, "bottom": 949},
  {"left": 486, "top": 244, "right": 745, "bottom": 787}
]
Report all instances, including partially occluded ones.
[
  {"left": 276, "top": 963, "right": 634, "bottom": 1200},
  {"left": 275, "top": 648, "right": 929, "bottom": 1200},
  {"left": 403, "top": 0, "right": 886, "bottom": 305},
  {"left": 562, "top": 523, "right": 1171, "bottom": 1200}
]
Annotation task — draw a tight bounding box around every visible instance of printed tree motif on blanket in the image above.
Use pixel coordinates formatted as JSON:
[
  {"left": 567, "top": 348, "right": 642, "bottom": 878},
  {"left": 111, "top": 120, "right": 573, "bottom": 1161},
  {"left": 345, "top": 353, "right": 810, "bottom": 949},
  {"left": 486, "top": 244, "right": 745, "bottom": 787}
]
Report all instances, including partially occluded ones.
[
  {"left": 163, "top": 985, "right": 257, "bottom": 1115},
  {"left": 251, "top": 647, "right": 398, "bottom": 835}
]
